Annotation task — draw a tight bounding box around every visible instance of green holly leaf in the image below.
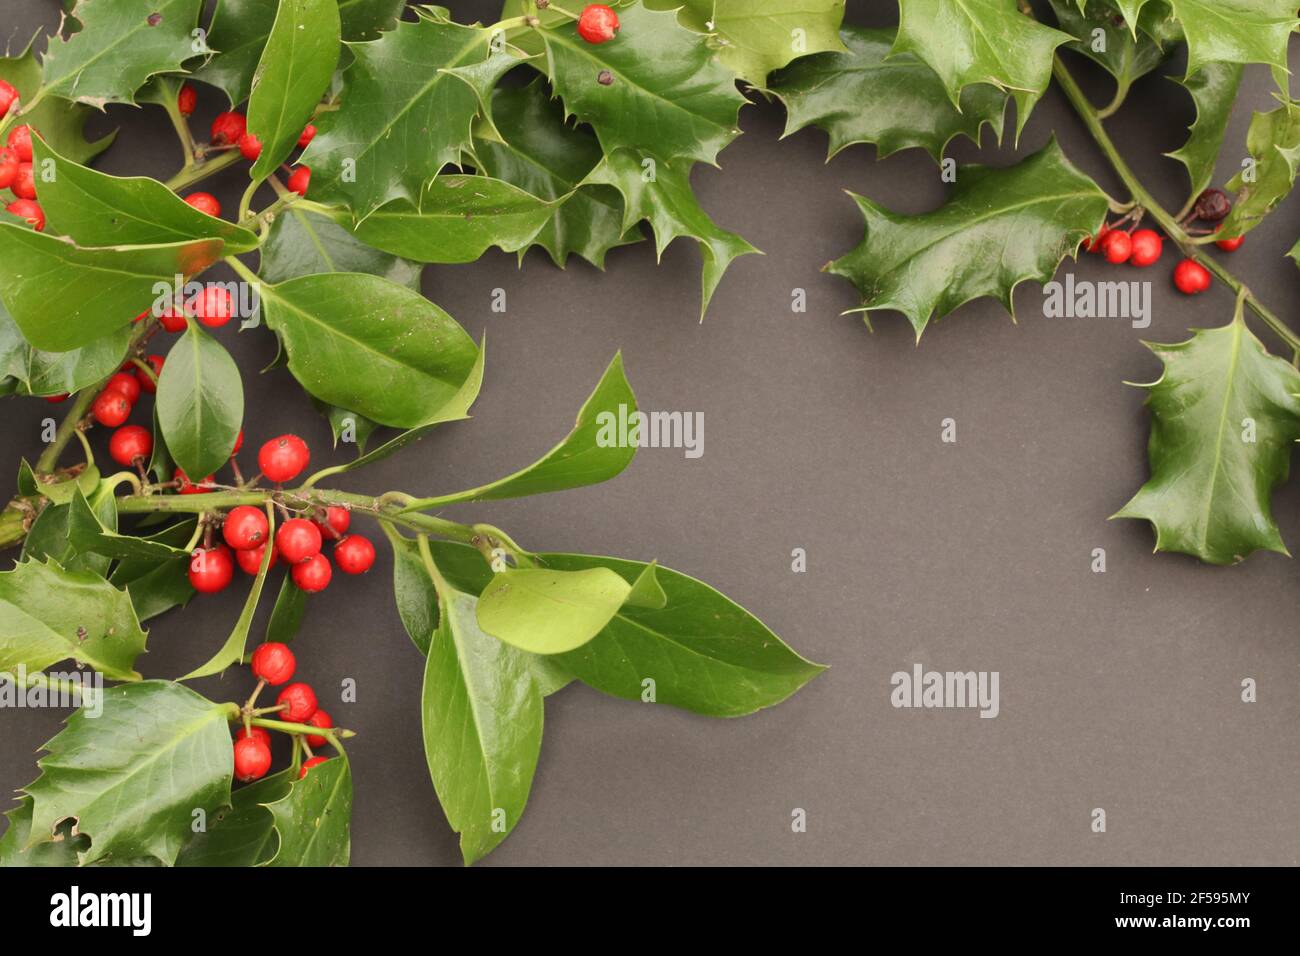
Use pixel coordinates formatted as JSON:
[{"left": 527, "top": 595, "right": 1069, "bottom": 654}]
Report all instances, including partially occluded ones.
[
  {"left": 539, "top": 1, "right": 747, "bottom": 166},
  {"left": 23, "top": 495, "right": 112, "bottom": 577},
  {"left": 0, "top": 225, "right": 222, "bottom": 352},
  {"left": 315, "top": 400, "right": 380, "bottom": 454},
  {"left": 421, "top": 565, "right": 543, "bottom": 865},
  {"left": 157, "top": 322, "right": 244, "bottom": 480},
  {"left": 583, "top": 149, "right": 757, "bottom": 318},
  {"left": 0, "top": 798, "right": 89, "bottom": 867},
  {"left": 477, "top": 567, "right": 633, "bottom": 654},
  {"left": 36, "top": 0, "right": 207, "bottom": 109},
  {"left": 259, "top": 205, "right": 422, "bottom": 287},
  {"left": 826, "top": 139, "right": 1108, "bottom": 339},
  {"left": 388, "top": 531, "right": 438, "bottom": 655},
  {"left": 1050, "top": 0, "right": 1173, "bottom": 103},
  {"left": 175, "top": 770, "right": 293, "bottom": 867},
  {"left": 470, "top": 81, "right": 641, "bottom": 269},
  {"left": 257, "top": 272, "right": 480, "bottom": 428},
  {"left": 246, "top": 0, "right": 341, "bottom": 182},
  {"left": 401, "top": 352, "right": 636, "bottom": 509},
  {"left": 1165, "top": 63, "right": 1245, "bottom": 212},
  {"left": 264, "top": 572, "right": 306, "bottom": 644},
  {"left": 1116, "top": 316, "right": 1300, "bottom": 565},
  {"left": 263, "top": 756, "right": 352, "bottom": 866},
  {"left": 644, "top": 0, "right": 848, "bottom": 86},
  {"left": 66, "top": 488, "right": 190, "bottom": 562},
  {"left": 0, "top": 298, "right": 132, "bottom": 397},
  {"left": 1221, "top": 99, "right": 1300, "bottom": 239},
  {"left": 108, "top": 520, "right": 197, "bottom": 623},
  {"left": 302, "top": 16, "right": 517, "bottom": 216},
  {"left": 768, "top": 26, "right": 1006, "bottom": 162},
  {"left": 340, "top": 175, "right": 555, "bottom": 263},
  {"left": 0, "top": 556, "right": 147, "bottom": 681},
  {"left": 1165, "top": 0, "right": 1297, "bottom": 77},
  {"left": 0, "top": 38, "right": 114, "bottom": 165},
  {"left": 893, "top": 0, "right": 1072, "bottom": 137},
  {"left": 22, "top": 681, "right": 233, "bottom": 866}
]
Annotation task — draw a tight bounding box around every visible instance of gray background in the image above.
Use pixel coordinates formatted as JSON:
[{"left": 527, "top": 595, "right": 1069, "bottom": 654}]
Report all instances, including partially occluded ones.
[{"left": 2, "top": 0, "right": 1298, "bottom": 866}]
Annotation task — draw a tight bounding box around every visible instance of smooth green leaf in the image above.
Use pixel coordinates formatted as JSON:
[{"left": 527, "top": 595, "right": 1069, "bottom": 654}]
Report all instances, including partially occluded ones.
[
  {"left": 0, "top": 298, "right": 132, "bottom": 397},
  {"left": 175, "top": 770, "right": 293, "bottom": 867},
  {"left": 1222, "top": 99, "right": 1300, "bottom": 238},
  {"left": 247, "top": 0, "right": 341, "bottom": 181},
  {"left": 0, "top": 557, "right": 147, "bottom": 681},
  {"left": 157, "top": 322, "right": 244, "bottom": 479},
  {"left": 258, "top": 272, "right": 479, "bottom": 428},
  {"left": 827, "top": 138, "right": 1108, "bottom": 339},
  {"left": 389, "top": 532, "right": 437, "bottom": 655},
  {"left": 264, "top": 755, "right": 351, "bottom": 866},
  {"left": 477, "top": 567, "right": 632, "bottom": 654},
  {"left": 0, "top": 225, "right": 222, "bottom": 352},
  {"left": 1166, "top": 63, "right": 1245, "bottom": 210},
  {"left": 0, "top": 38, "right": 114, "bottom": 164},
  {"left": 316, "top": 400, "right": 380, "bottom": 455},
  {"left": 624, "top": 560, "right": 667, "bottom": 609},
  {"left": 769, "top": 25, "right": 1006, "bottom": 162},
  {"left": 259, "top": 205, "right": 422, "bottom": 287},
  {"left": 23, "top": 681, "right": 232, "bottom": 866},
  {"left": 265, "top": 572, "right": 307, "bottom": 644},
  {"left": 1116, "top": 316, "right": 1300, "bottom": 564}
]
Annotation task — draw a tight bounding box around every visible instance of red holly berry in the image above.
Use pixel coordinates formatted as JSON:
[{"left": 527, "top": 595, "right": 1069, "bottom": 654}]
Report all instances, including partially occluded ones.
[
  {"left": 276, "top": 517, "right": 322, "bottom": 564},
  {"left": 1101, "top": 230, "right": 1132, "bottom": 264},
  {"left": 188, "top": 285, "right": 234, "bottom": 327},
  {"left": 223, "top": 505, "right": 269, "bottom": 550},
  {"left": 234, "top": 725, "right": 272, "bottom": 748},
  {"left": 108, "top": 424, "right": 153, "bottom": 467},
  {"left": 135, "top": 354, "right": 164, "bottom": 394},
  {"left": 5, "top": 199, "right": 43, "bottom": 231},
  {"left": 158, "top": 306, "right": 187, "bottom": 332},
  {"left": 305, "top": 709, "right": 332, "bottom": 749},
  {"left": 184, "top": 192, "right": 221, "bottom": 217},
  {"left": 251, "top": 641, "right": 296, "bottom": 686},
  {"left": 105, "top": 370, "right": 142, "bottom": 404},
  {"left": 189, "top": 545, "right": 234, "bottom": 593},
  {"left": 236, "top": 542, "right": 278, "bottom": 575},
  {"left": 286, "top": 165, "right": 311, "bottom": 196},
  {"left": 234, "top": 735, "right": 272, "bottom": 782},
  {"left": 297, "top": 124, "right": 316, "bottom": 148},
  {"left": 0, "top": 79, "right": 19, "bottom": 117},
  {"left": 44, "top": 393, "right": 68, "bottom": 403},
  {"left": 11, "top": 162, "right": 35, "bottom": 200},
  {"left": 577, "top": 4, "right": 620, "bottom": 43},
  {"left": 276, "top": 682, "right": 317, "bottom": 722},
  {"left": 334, "top": 534, "right": 375, "bottom": 575},
  {"left": 6, "top": 124, "right": 32, "bottom": 162},
  {"left": 258, "top": 434, "right": 310, "bottom": 483},
  {"left": 314, "top": 505, "right": 350, "bottom": 537},
  {"left": 1215, "top": 234, "right": 1244, "bottom": 252},
  {"left": 1127, "top": 228, "right": 1163, "bottom": 267},
  {"left": 175, "top": 467, "right": 215, "bottom": 494},
  {"left": 177, "top": 83, "right": 197, "bottom": 116},
  {"left": 211, "top": 111, "right": 246, "bottom": 145},
  {"left": 1173, "top": 258, "right": 1211, "bottom": 295},
  {"left": 91, "top": 389, "right": 132, "bottom": 427},
  {"left": 292, "top": 552, "right": 332, "bottom": 593},
  {"left": 299, "top": 755, "right": 329, "bottom": 779},
  {"left": 0, "top": 147, "right": 17, "bottom": 189},
  {"left": 237, "top": 132, "right": 262, "bottom": 161}
]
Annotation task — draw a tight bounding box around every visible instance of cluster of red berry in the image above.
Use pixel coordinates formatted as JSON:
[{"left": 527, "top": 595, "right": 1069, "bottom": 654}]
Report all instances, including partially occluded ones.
[
  {"left": 58, "top": 358, "right": 165, "bottom": 469},
  {"left": 232, "top": 641, "right": 335, "bottom": 783},
  {"left": 1082, "top": 188, "right": 1240, "bottom": 296},
  {"left": 0, "top": 79, "right": 43, "bottom": 230}
]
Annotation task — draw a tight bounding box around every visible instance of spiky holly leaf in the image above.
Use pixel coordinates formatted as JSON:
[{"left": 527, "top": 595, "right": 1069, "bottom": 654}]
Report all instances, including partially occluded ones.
[
  {"left": 37, "top": 0, "right": 206, "bottom": 109},
  {"left": 175, "top": 771, "right": 292, "bottom": 867},
  {"left": 892, "top": 0, "right": 1072, "bottom": 137},
  {"left": 826, "top": 138, "right": 1107, "bottom": 339},
  {"left": 583, "top": 149, "right": 758, "bottom": 318},
  {"left": 23, "top": 681, "right": 233, "bottom": 866},
  {"left": 1116, "top": 317, "right": 1300, "bottom": 565},
  {"left": 301, "top": 15, "right": 518, "bottom": 217},
  {"left": 643, "top": 0, "right": 848, "bottom": 86},
  {"left": 539, "top": 1, "right": 746, "bottom": 167},
  {"left": 1147, "top": 1, "right": 1296, "bottom": 77},
  {"left": 1050, "top": 0, "right": 1173, "bottom": 99},
  {"left": 1221, "top": 100, "right": 1300, "bottom": 239},
  {"left": 768, "top": 25, "right": 1006, "bottom": 162},
  {"left": 0, "top": 39, "right": 114, "bottom": 164},
  {"left": 1165, "top": 63, "right": 1244, "bottom": 211},
  {"left": 263, "top": 757, "right": 352, "bottom": 867}
]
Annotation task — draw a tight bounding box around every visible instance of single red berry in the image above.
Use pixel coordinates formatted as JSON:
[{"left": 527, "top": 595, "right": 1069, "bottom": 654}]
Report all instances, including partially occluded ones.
[
  {"left": 108, "top": 424, "right": 153, "bottom": 467},
  {"left": 235, "top": 725, "right": 272, "bottom": 748},
  {"left": 11, "top": 161, "right": 35, "bottom": 200},
  {"left": 135, "top": 354, "right": 164, "bottom": 394},
  {"left": 44, "top": 393, "right": 69, "bottom": 403},
  {"left": 1173, "top": 258, "right": 1211, "bottom": 295},
  {"left": 223, "top": 505, "right": 269, "bottom": 550},
  {"left": 299, "top": 755, "right": 329, "bottom": 779},
  {"left": 251, "top": 641, "right": 296, "bottom": 686},
  {"left": 1128, "top": 228, "right": 1163, "bottom": 267},
  {"left": 177, "top": 83, "right": 197, "bottom": 116},
  {"left": 236, "top": 542, "right": 278, "bottom": 575},
  {"left": 237, "top": 132, "right": 262, "bottom": 161},
  {"left": 276, "top": 682, "right": 317, "bottom": 722},
  {"left": 1084, "top": 223, "right": 1110, "bottom": 254},
  {"left": 1216, "top": 234, "right": 1244, "bottom": 252},
  {"left": 91, "top": 389, "right": 132, "bottom": 427},
  {"left": 1101, "top": 230, "right": 1132, "bottom": 264},
  {"left": 188, "top": 285, "right": 234, "bottom": 327},
  {"left": 6, "top": 198, "right": 44, "bottom": 231},
  {"left": 175, "top": 467, "right": 215, "bottom": 494},
  {"left": 292, "top": 552, "right": 332, "bottom": 593},
  {"left": 258, "top": 434, "right": 310, "bottom": 482},
  {"left": 334, "top": 534, "right": 375, "bottom": 575},
  {"left": 105, "top": 370, "right": 142, "bottom": 404},
  {"left": 233, "top": 736, "right": 272, "bottom": 782},
  {"left": 305, "top": 709, "right": 332, "bottom": 749},
  {"left": 577, "top": 4, "right": 620, "bottom": 43},
  {"left": 0, "top": 79, "right": 19, "bottom": 117},
  {"left": 158, "top": 305, "right": 188, "bottom": 332},
  {"left": 0, "top": 147, "right": 17, "bottom": 189},
  {"left": 210, "top": 111, "right": 246, "bottom": 145},
  {"left": 232, "top": 429, "right": 244, "bottom": 455},
  {"left": 189, "top": 545, "right": 234, "bottom": 593},
  {"left": 184, "top": 192, "right": 221, "bottom": 217},
  {"left": 286, "top": 165, "right": 311, "bottom": 196},
  {"left": 297, "top": 124, "right": 316, "bottom": 149},
  {"left": 276, "top": 517, "right": 322, "bottom": 564},
  {"left": 314, "top": 505, "right": 350, "bottom": 537},
  {"left": 6, "top": 124, "right": 32, "bottom": 162}
]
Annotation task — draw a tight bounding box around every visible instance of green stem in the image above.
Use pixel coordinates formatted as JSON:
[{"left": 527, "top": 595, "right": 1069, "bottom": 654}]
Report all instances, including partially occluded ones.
[
  {"left": 164, "top": 149, "right": 242, "bottom": 193},
  {"left": 35, "top": 388, "right": 96, "bottom": 474}
]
